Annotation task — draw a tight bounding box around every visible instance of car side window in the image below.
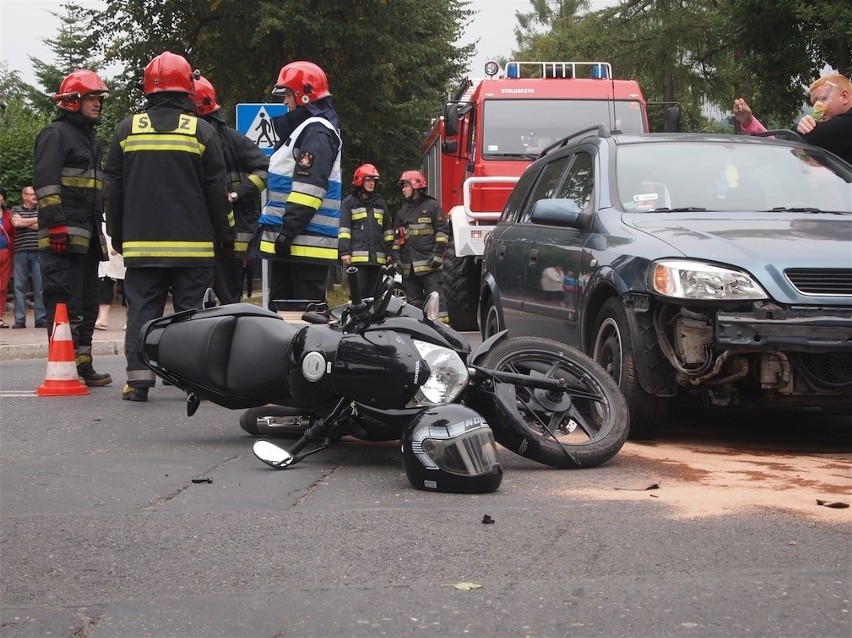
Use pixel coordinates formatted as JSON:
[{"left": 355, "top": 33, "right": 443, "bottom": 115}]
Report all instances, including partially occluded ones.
[
  {"left": 501, "top": 168, "right": 541, "bottom": 222},
  {"left": 557, "top": 151, "right": 594, "bottom": 211},
  {"left": 520, "top": 157, "right": 571, "bottom": 222}
]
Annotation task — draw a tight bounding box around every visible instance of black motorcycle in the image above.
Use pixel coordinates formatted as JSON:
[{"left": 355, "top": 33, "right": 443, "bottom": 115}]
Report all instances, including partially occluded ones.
[{"left": 141, "top": 267, "right": 629, "bottom": 470}]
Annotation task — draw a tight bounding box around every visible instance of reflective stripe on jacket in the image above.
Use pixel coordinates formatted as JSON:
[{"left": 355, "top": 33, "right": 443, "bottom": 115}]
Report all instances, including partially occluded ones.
[
  {"left": 259, "top": 116, "right": 342, "bottom": 265},
  {"left": 33, "top": 112, "right": 107, "bottom": 257},
  {"left": 104, "top": 106, "right": 234, "bottom": 267}
]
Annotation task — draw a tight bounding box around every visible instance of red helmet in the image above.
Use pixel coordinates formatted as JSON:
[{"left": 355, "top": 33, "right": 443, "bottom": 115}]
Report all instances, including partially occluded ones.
[
  {"left": 193, "top": 75, "right": 220, "bottom": 116},
  {"left": 399, "top": 170, "right": 427, "bottom": 189},
  {"left": 51, "top": 70, "right": 109, "bottom": 112},
  {"left": 143, "top": 51, "right": 194, "bottom": 95},
  {"left": 352, "top": 163, "right": 380, "bottom": 187},
  {"left": 272, "top": 61, "right": 330, "bottom": 104}
]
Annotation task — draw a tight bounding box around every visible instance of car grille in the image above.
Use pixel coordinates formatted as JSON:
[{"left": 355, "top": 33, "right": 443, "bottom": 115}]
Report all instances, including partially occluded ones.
[{"left": 784, "top": 269, "right": 852, "bottom": 295}]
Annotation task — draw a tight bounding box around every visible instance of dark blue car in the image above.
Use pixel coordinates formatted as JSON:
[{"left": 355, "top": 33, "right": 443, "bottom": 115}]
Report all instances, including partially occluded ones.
[{"left": 480, "top": 128, "right": 852, "bottom": 438}]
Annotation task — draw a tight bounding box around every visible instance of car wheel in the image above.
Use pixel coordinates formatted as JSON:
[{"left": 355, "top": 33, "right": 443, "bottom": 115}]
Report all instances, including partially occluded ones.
[
  {"left": 482, "top": 299, "right": 502, "bottom": 339},
  {"left": 442, "top": 243, "right": 480, "bottom": 331},
  {"left": 592, "top": 298, "right": 667, "bottom": 439}
]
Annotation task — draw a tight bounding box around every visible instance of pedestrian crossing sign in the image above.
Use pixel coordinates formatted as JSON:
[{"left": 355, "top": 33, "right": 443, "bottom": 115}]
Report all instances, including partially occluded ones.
[{"left": 235, "top": 103, "right": 288, "bottom": 155}]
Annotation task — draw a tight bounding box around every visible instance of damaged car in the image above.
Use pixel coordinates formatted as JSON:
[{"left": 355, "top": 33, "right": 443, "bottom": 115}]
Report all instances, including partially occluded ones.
[{"left": 479, "top": 127, "right": 852, "bottom": 437}]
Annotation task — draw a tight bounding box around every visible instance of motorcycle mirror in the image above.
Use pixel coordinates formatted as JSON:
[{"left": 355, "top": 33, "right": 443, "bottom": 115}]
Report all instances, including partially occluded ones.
[{"left": 253, "top": 439, "right": 294, "bottom": 469}]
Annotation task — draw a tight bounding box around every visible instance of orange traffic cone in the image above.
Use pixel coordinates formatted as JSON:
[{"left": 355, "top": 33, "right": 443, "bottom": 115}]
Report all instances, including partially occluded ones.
[{"left": 37, "top": 302, "right": 89, "bottom": 397}]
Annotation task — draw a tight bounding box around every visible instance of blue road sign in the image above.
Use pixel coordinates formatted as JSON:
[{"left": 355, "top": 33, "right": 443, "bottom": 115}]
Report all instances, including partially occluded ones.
[{"left": 235, "top": 103, "right": 288, "bottom": 156}]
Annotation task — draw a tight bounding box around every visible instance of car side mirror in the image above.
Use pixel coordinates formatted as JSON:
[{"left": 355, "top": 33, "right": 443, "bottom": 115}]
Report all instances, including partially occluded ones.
[{"left": 530, "top": 198, "right": 583, "bottom": 226}]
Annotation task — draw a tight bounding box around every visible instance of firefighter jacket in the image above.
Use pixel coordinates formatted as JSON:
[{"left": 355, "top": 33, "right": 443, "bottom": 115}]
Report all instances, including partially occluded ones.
[
  {"left": 392, "top": 193, "right": 449, "bottom": 275},
  {"left": 207, "top": 114, "right": 269, "bottom": 256},
  {"left": 258, "top": 110, "right": 342, "bottom": 265},
  {"left": 33, "top": 111, "right": 107, "bottom": 257},
  {"left": 338, "top": 189, "right": 394, "bottom": 266},
  {"left": 103, "top": 97, "right": 235, "bottom": 268}
]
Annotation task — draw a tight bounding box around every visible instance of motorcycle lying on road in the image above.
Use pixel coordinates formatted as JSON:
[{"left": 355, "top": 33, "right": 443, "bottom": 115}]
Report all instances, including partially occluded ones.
[{"left": 140, "top": 267, "right": 629, "bottom": 486}]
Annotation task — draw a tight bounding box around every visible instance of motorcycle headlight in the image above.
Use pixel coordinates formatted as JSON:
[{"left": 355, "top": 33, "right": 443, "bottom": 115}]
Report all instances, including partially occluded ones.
[
  {"left": 407, "top": 340, "right": 469, "bottom": 407},
  {"left": 650, "top": 259, "right": 768, "bottom": 301}
]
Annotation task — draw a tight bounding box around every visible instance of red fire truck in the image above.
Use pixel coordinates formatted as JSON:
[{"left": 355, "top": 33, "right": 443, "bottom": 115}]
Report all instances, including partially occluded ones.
[{"left": 422, "top": 60, "right": 651, "bottom": 331}]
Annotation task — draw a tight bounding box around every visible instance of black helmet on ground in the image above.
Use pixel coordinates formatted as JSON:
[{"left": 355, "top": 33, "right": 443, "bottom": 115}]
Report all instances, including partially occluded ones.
[{"left": 401, "top": 404, "right": 503, "bottom": 493}]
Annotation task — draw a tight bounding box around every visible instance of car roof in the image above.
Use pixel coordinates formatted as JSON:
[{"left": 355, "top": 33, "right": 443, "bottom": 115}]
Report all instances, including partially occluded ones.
[{"left": 538, "top": 129, "right": 825, "bottom": 161}]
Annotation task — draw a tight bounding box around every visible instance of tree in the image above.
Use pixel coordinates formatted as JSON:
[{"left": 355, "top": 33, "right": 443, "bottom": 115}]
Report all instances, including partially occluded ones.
[
  {"left": 723, "top": 0, "right": 852, "bottom": 126},
  {"left": 83, "top": 0, "right": 475, "bottom": 208}
]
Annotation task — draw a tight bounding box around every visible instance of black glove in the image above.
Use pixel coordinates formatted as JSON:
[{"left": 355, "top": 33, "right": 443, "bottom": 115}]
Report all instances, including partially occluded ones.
[
  {"left": 274, "top": 233, "right": 293, "bottom": 257},
  {"left": 429, "top": 255, "right": 443, "bottom": 270},
  {"left": 218, "top": 241, "right": 235, "bottom": 255}
]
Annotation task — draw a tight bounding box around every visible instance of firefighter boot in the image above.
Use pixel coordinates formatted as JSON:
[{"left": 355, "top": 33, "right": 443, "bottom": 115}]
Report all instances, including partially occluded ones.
[
  {"left": 122, "top": 384, "right": 148, "bottom": 402},
  {"left": 76, "top": 354, "right": 113, "bottom": 387}
]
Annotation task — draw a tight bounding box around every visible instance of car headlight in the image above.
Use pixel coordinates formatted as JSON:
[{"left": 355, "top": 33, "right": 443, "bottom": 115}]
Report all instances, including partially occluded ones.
[
  {"left": 407, "top": 340, "right": 469, "bottom": 407},
  {"left": 650, "top": 259, "right": 768, "bottom": 300}
]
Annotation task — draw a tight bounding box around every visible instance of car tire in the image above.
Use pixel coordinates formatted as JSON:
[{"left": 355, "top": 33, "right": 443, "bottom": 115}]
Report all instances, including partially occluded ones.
[
  {"left": 482, "top": 298, "right": 502, "bottom": 339},
  {"left": 592, "top": 298, "right": 667, "bottom": 439},
  {"left": 442, "top": 243, "right": 480, "bottom": 331}
]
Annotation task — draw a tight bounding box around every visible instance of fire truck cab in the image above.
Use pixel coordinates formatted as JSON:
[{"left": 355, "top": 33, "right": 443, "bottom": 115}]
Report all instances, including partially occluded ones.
[{"left": 422, "top": 60, "right": 650, "bottom": 330}]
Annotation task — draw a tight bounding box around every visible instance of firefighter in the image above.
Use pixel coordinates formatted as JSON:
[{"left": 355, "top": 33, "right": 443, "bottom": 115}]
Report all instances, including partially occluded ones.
[
  {"left": 104, "top": 51, "right": 234, "bottom": 402},
  {"left": 258, "top": 61, "right": 342, "bottom": 309},
  {"left": 338, "top": 163, "right": 394, "bottom": 299},
  {"left": 392, "top": 170, "right": 449, "bottom": 309},
  {"left": 33, "top": 69, "right": 112, "bottom": 387},
  {"left": 194, "top": 75, "right": 269, "bottom": 304}
]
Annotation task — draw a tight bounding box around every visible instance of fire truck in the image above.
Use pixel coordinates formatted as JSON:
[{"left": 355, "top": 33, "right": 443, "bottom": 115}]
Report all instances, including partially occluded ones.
[{"left": 421, "top": 60, "right": 652, "bottom": 331}]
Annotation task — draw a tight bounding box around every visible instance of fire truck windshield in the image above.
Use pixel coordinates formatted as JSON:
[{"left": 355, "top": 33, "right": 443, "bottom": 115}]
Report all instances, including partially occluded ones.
[{"left": 482, "top": 99, "right": 646, "bottom": 157}]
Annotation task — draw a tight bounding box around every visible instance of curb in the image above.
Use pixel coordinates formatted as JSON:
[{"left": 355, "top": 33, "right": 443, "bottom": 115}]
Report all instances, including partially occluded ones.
[{"left": 0, "top": 339, "right": 125, "bottom": 362}]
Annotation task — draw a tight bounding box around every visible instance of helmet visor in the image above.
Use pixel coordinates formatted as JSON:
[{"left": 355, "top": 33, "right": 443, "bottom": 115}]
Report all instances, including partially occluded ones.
[{"left": 421, "top": 428, "right": 500, "bottom": 476}]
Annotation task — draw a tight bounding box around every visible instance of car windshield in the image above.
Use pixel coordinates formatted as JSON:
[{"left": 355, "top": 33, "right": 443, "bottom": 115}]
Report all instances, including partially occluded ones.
[
  {"left": 616, "top": 141, "right": 852, "bottom": 213},
  {"left": 482, "top": 99, "right": 646, "bottom": 157}
]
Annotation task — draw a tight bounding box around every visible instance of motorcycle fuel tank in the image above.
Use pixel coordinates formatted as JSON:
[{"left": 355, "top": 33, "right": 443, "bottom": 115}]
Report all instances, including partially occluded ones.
[{"left": 332, "top": 330, "right": 427, "bottom": 409}]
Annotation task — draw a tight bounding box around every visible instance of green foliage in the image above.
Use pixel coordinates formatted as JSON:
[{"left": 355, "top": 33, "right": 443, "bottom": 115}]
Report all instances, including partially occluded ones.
[
  {"left": 0, "top": 98, "right": 50, "bottom": 204},
  {"left": 508, "top": 0, "right": 850, "bottom": 133},
  {"left": 83, "top": 0, "right": 474, "bottom": 211}
]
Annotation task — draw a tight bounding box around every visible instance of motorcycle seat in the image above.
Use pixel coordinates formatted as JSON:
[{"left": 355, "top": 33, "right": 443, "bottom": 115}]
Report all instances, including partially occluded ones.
[{"left": 156, "top": 304, "right": 298, "bottom": 404}]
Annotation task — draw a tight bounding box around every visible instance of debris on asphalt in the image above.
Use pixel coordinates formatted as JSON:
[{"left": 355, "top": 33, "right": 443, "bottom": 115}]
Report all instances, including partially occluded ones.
[
  {"left": 816, "top": 499, "right": 848, "bottom": 509},
  {"left": 192, "top": 477, "right": 214, "bottom": 484},
  {"left": 614, "top": 481, "right": 660, "bottom": 491},
  {"left": 442, "top": 582, "right": 483, "bottom": 591},
  {"left": 481, "top": 514, "right": 495, "bottom": 524}
]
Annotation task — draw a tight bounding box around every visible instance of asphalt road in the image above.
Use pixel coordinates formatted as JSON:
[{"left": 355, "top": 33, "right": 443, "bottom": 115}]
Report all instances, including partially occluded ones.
[{"left": 1, "top": 352, "right": 850, "bottom": 638}]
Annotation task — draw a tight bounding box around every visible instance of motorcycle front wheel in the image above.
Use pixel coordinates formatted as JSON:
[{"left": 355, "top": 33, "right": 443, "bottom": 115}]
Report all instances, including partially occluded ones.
[{"left": 476, "top": 336, "right": 630, "bottom": 469}]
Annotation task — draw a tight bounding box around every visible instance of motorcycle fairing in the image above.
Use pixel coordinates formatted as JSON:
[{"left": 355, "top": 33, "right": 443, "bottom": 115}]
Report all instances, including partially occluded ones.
[
  {"left": 142, "top": 303, "right": 298, "bottom": 409},
  {"left": 332, "top": 330, "right": 428, "bottom": 409}
]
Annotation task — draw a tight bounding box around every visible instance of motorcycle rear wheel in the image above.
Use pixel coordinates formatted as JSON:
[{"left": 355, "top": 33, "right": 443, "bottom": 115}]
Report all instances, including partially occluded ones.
[
  {"left": 478, "top": 336, "right": 629, "bottom": 469},
  {"left": 239, "top": 406, "right": 312, "bottom": 438}
]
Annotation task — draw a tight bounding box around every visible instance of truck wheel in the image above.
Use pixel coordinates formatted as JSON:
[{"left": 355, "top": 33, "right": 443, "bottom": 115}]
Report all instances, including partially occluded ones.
[
  {"left": 442, "top": 244, "right": 480, "bottom": 331},
  {"left": 592, "top": 298, "right": 668, "bottom": 439}
]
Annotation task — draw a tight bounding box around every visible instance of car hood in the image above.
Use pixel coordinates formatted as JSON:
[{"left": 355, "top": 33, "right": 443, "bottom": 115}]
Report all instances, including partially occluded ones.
[{"left": 627, "top": 212, "right": 852, "bottom": 266}]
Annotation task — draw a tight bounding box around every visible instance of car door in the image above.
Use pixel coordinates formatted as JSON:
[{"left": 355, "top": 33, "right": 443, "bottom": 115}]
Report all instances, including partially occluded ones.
[
  {"left": 486, "top": 167, "right": 542, "bottom": 324},
  {"left": 521, "top": 150, "right": 596, "bottom": 345}
]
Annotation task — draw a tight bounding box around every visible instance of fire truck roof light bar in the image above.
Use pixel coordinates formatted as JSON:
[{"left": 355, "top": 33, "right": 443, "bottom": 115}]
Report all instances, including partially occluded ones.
[{"left": 504, "top": 61, "right": 611, "bottom": 80}]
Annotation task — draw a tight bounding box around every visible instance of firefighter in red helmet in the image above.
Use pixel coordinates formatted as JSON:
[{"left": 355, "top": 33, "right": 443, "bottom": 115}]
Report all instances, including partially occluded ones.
[
  {"left": 258, "top": 61, "right": 342, "bottom": 308},
  {"left": 32, "top": 69, "right": 112, "bottom": 386},
  {"left": 194, "top": 74, "right": 269, "bottom": 304},
  {"left": 104, "top": 52, "right": 235, "bottom": 402},
  {"left": 338, "top": 163, "right": 394, "bottom": 298},
  {"left": 392, "top": 170, "right": 449, "bottom": 309}
]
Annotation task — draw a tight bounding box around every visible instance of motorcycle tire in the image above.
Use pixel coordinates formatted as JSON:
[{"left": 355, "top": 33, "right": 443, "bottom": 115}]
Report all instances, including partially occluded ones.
[
  {"left": 475, "top": 336, "right": 630, "bottom": 469},
  {"left": 239, "top": 405, "right": 312, "bottom": 439}
]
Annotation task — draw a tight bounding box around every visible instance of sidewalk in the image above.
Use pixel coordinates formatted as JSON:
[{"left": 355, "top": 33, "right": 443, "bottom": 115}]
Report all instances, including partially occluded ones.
[
  {"left": 1, "top": 305, "right": 127, "bottom": 362},
  {"left": 0, "top": 302, "right": 306, "bottom": 362}
]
